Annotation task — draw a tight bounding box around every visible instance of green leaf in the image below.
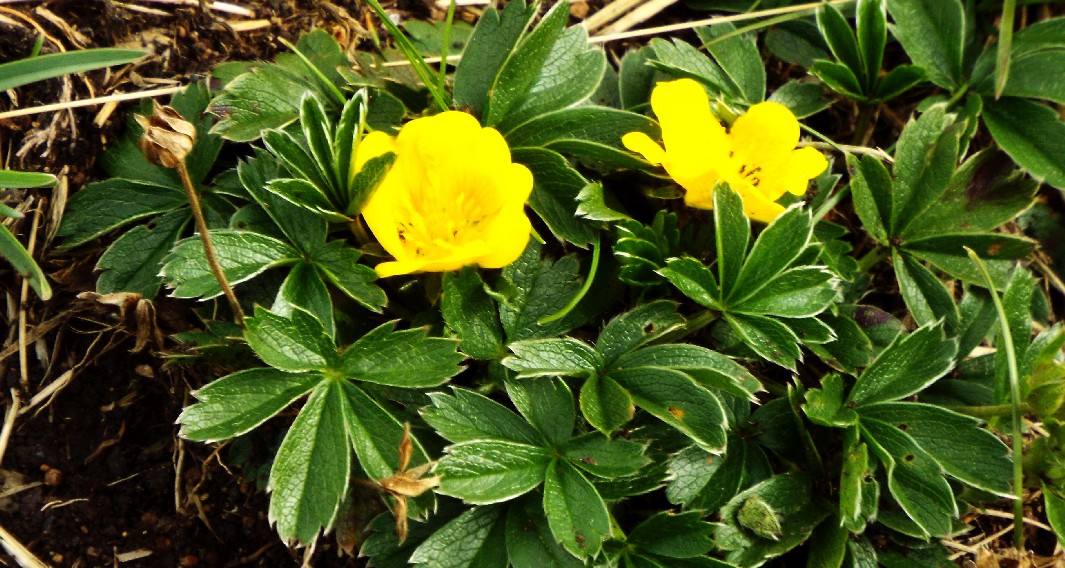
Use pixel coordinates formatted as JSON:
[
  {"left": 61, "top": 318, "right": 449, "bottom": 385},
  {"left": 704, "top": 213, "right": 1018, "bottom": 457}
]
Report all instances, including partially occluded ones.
[
  {"left": 982, "top": 97, "right": 1065, "bottom": 190},
  {"left": 437, "top": 440, "right": 552, "bottom": 504},
  {"left": 619, "top": 46, "right": 656, "bottom": 111},
  {"left": 847, "top": 154, "right": 892, "bottom": 243},
  {"left": 506, "top": 107, "right": 659, "bottom": 171},
  {"left": 95, "top": 208, "right": 189, "bottom": 298},
  {"left": 497, "top": 243, "right": 594, "bottom": 342},
  {"left": 891, "top": 106, "right": 961, "bottom": 235},
  {"left": 859, "top": 418, "right": 956, "bottom": 537},
  {"left": 858, "top": 402, "right": 1012, "bottom": 496},
  {"left": 977, "top": 50, "right": 1065, "bottom": 105},
  {"left": 506, "top": 498, "right": 584, "bottom": 568},
  {"left": 309, "top": 240, "right": 387, "bottom": 312},
  {"left": 579, "top": 375, "right": 635, "bottom": 435},
  {"left": 245, "top": 307, "right": 338, "bottom": 372},
  {"left": 885, "top": 0, "right": 965, "bottom": 89},
  {"left": 340, "top": 381, "right": 425, "bottom": 480},
  {"left": 900, "top": 149, "right": 1038, "bottom": 239},
  {"left": 714, "top": 184, "right": 750, "bottom": 297},
  {"left": 698, "top": 23, "right": 766, "bottom": 103},
  {"left": 718, "top": 473, "right": 831, "bottom": 565},
  {"left": 273, "top": 264, "right": 335, "bottom": 338},
  {"left": 810, "top": 60, "right": 865, "bottom": 98},
  {"left": 239, "top": 150, "right": 328, "bottom": 254},
  {"left": 0, "top": 221, "right": 51, "bottom": 300},
  {"left": 765, "top": 20, "right": 831, "bottom": 68},
  {"left": 729, "top": 204, "right": 813, "bottom": 305},
  {"left": 839, "top": 436, "right": 873, "bottom": 525},
  {"left": 817, "top": 4, "right": 863, "bottom": 83},
  {"left": 596, "top": 300, "right": 685, "bottom": 364},
  {"left": 856, "top": 0, "right": 888, "bottom": 92},
  {"left": 57, "top": 179, "right": 186, "bottom": 247},
  {"left": 542, "top": 459, "right": 611, "bottom": 558},
  {"left": 575, "top": 182, "right": 630, "bottom": 223},
  {"left": 731, "top": 267, "right": 838, "bottom": 318},
  {"left": 179, "top": 367, "right": 321, "bottom": 442},
  {"left": 611, "top": 367, "right": 728, "bottom": 453},
  {"left": 162, "top": 230, "right": 299, "bottom": 299},
  {"left": 561, "top": 432, "right": 648, "bottom": 479},
  {"left": 453, "top": 0, "right": 537, "bottom": 117},
  {"left": 210, "top": 30, "right": 348, "bottom": 141},
  {"left": 666, "top": 443, "right": 747, "bottom": 511},
  {"left": 659, "top": 257, "right": 721, "bottom": 310},
  {"left": 767, "top": 80, "right": 833, "bottom": 118},
  {"left": 511, "top": 148, "right": 597, "bottom": 247},
  {"left": 0, "top": 170, "right": 55, "bottom": 189},
  {"left": 847, "top": 323, "right": 957, "bottom": 406},
  {"left": 893, "top": 251, "right": 960, "bottom": 333},
  {"left": 422, "top": 388, "right": 541, "bottom": 446},
  {"left": 871, "top": 64, "right": 926, "bottom": 101},
  {"left": 268, "top": 381, "right": 350, "bottom": 544},
  {"left": 210, "top": 64, "right": 316, "bottom": 142},
  {"left": 484, "top": 0, "right": 568, "bottom": 126},
  {"left": 503, "top": 338, "right": 600, "bottom": 378},
  {"left": 340, "top": 322, "right": 463, "bottom": 388},
  {"left": 903, "top": 232, "right": 1034, "bottom": 262},
  {"left": 0, "top": 47, "right": 146, "bottom": 91},
  {"left": 442, "top": 267, "right": 504, "bottom": 360},
  {"left": 410, "top": 505, "right": 509, "bottom": 568},
  {"left": 616, "top": 211, "right": 681, "bottom": 287},
  {"left": 1043, "top": 485, "right": 1065, "bottom": 547},
  {"left": 506, "top": 376, "right": 576, "bottom": 446},
  {"left": 724, "top": 313, "right": 803, "bottom": 371},
  {"left": 628, "top": 511, "right": 714, "bottom": 559},
  {"left": 803, "top": 374, "right": 859, "bottom": 427},
  {"left": 648, "top": 38, "right": 734, "bottom": 97},
  {"left": 346, "top": 152, "right": 396, "bottom": 216},
  {"left": 612, "top": 343, "right": 762, "bottom": 401}
]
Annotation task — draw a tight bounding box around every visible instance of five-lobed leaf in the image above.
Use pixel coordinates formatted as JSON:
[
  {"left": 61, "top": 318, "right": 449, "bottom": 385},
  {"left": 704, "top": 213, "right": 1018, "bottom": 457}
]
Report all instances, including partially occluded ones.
[
  {"left": 847, "top": 322, "right": 957, "bottom": 406},
  {"left": 340, "top": 322, "right": 464, "bottom": 388}
]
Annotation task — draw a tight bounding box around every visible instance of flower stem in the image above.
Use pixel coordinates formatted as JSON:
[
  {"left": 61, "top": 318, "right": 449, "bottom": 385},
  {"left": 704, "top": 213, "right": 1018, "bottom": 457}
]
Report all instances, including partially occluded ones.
[
  {"left": 538, "top": 233, "right": 602, "bottom": 325},
  {"left": 966, "top": 247, "right": 1025, "bottom": 551},
  {"left": 851, "top": 104, "right": 875, "bottom": 146},
  {"left": 177, "top": 163, "right": 245, "bottom": 326}
]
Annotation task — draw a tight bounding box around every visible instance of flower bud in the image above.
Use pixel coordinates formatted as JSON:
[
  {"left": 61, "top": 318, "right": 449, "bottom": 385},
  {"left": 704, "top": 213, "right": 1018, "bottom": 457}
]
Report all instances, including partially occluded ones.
[{"left": 135, "top": 103, "right": 196, "bottom": 169}]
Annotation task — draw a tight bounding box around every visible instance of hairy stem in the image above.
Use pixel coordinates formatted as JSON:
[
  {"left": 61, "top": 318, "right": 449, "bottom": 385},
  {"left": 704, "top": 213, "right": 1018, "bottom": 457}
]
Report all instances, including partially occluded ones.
[{"left": 177, "top": 163, "right": 245, "bottom": 326}]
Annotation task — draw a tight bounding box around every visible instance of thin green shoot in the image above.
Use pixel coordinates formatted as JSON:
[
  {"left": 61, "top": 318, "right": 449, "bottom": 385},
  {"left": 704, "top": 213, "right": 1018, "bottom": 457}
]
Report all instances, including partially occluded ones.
[
  {"left": 965, "top": 247, "right": 1025, "bottom": 551},
  {"left": 438, "top": 0, "right": 458, "bottom": 99},
  {"left": 363, "top": 0, "right": 452, "bottom": 112},
  {"left": 539, "top": 233, "right": 601, "bottom": 325},
  {"left": 277, "top": 38, "right": 346, "bottom": 106},
  {"left": 994, "top": 0, "right": 1016, "bottom": 99}
]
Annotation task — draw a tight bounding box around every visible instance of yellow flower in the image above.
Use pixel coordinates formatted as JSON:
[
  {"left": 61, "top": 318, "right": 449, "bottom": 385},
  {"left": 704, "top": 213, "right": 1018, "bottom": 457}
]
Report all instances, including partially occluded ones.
[
  {"left": 622, "top": 79, "right": 827, "bottom": 223},
  {"left": 362, "top": 111, "right": 534, "bottom": 277}
]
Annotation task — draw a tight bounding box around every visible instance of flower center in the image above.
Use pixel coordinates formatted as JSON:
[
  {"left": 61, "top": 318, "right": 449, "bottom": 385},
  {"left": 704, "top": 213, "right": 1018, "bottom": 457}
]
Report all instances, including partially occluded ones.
[{"left": 395, "top": 179, "right": 496, "bottom": 256}]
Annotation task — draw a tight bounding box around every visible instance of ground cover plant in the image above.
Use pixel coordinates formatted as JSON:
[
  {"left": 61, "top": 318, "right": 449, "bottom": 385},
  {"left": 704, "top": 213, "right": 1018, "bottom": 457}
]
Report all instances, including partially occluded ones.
[{"left": 5, "top": 0, "right": 1065, "bottom": 565}]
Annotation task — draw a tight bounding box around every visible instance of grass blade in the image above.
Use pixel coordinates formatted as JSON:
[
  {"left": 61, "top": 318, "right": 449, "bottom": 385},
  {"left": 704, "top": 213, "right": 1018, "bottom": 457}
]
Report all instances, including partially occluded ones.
[{"left": 0, "top": 48, "right": 146, "bottom": 92}]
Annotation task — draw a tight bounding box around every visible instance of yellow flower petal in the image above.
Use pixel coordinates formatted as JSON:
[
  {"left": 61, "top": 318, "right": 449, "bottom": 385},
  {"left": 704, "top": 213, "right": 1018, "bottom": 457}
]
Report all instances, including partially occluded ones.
[
  {"left": 354, "top": 130, "right": 396, "bottom": 172},
  {"left": 363, "top": 111, "right": 533, "bottom": 277},
  {"left": 734, "top": 184, "right": 786, "bottom": 223},
  {"left": 622, "top": 132, "right": 666, "bottom": 165},
  {"left": 728, "top": 101, "right": 799, "bottom": 170},
  {"left": 651, "top": 79, "right": 728, "bottom": 179}
]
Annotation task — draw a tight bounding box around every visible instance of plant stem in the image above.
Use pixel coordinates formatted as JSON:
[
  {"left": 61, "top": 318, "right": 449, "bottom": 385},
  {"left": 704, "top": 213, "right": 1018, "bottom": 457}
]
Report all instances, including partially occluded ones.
[
  {"left": 966, "top": 247, "right": 1024, "bottom": 551},
  {"left": 437, "top": 0, "right": 457, "bottom": 97},
  {"left": 177, "top": 163, "right": 245, "bottom": 326},
  {"left": 946, "top": 403, "right": 1031, "bottom": 419},
  {"left": 856, "top": 245, "right": 888, "bottom": 273},
  {"left": 851, "top": 104, "right": 875, "bottom": 146}
]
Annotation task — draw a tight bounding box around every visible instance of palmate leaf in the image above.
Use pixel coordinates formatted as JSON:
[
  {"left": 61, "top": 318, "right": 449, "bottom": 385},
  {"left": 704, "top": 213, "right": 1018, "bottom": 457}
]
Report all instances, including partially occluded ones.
[
  {"left": 96, "top": 209, "right": 190, "bottom": 297},
  {"left": 611, "top": 367, "right": 728, "bottom": 453},
  {"left": 441, "top": 268, "right": 505, "bottom": 360},
  {"left": 667, "top": 439, "right": 771, "bottom": 512},
  {"left": 506, "top": 377, "right": 576, "bottom": 447},
  {"left": 506, "top": 498, "right": 584, "bottom": 568},
  {"left": 245, "top": 307, "right": 338, "bottom": 372}
]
